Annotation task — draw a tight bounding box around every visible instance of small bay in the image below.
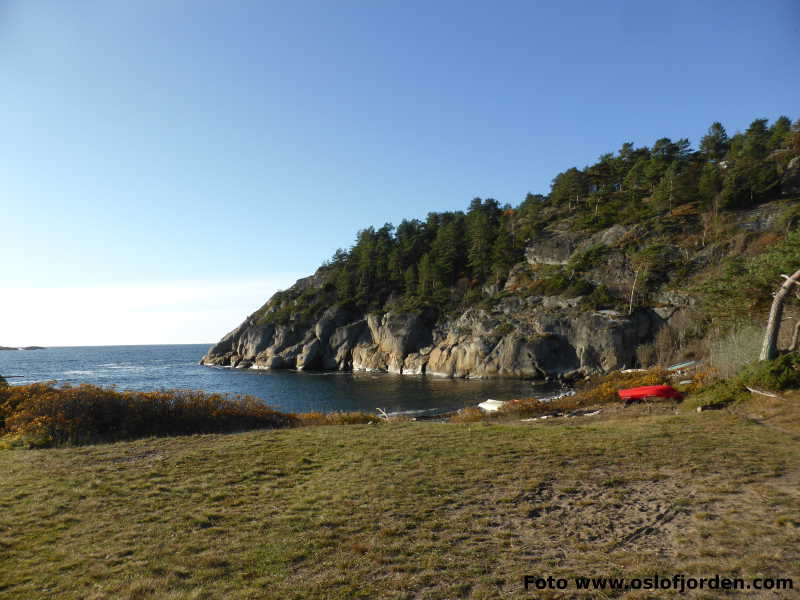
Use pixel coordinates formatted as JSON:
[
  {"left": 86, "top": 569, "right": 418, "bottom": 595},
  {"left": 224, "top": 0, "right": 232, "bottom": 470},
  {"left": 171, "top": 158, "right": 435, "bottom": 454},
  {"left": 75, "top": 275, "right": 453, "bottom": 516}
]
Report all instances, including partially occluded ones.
[{"left": 0, "top": 344, "right": 558, "bottom": 415}]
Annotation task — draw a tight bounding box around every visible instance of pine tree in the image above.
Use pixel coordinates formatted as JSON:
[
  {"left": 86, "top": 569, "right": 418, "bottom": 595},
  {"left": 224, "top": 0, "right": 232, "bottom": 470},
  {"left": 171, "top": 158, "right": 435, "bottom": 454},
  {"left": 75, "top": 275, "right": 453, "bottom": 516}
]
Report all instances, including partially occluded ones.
[
  {"left": 549, "top": 168, "right": 586, "bottom": 206},
  {"left": 417, "top": 253, "right": 433, "bottom": 299},
  {"left": 490, "top": 211, "right": 515, "bottom": 280},
  {"left": 403, "top": 265, "right": 417, "bottom": 296},
  {"left": 698, "top": 162, "right": 722, "bottom": 211},
  {"left": 699, "top": 122, "right": 730, "bottom": 160},
  {"left": 466, "top": 198, "right": 499, "bottom": 280},
  {"left": 768, "top": 116, "right": 792, "bottom": 150},
  {"left": 430, "top": 221, "right": 460, "bottom": 288}
]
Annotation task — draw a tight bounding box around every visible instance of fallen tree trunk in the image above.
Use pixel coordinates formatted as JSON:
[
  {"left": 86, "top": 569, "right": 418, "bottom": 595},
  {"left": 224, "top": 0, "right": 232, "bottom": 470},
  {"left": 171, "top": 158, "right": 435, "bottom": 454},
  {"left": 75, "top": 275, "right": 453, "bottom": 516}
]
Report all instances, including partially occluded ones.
[{"left": 760, "top": 269, "right": 800, "bottom": 361}]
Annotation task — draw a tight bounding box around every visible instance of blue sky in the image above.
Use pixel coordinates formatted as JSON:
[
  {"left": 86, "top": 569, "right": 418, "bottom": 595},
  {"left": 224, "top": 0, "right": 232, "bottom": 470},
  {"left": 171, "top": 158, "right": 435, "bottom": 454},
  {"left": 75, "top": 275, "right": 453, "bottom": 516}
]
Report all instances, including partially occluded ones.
[{"left": 1, "top": 0, "right": 798, "bottom": 345}]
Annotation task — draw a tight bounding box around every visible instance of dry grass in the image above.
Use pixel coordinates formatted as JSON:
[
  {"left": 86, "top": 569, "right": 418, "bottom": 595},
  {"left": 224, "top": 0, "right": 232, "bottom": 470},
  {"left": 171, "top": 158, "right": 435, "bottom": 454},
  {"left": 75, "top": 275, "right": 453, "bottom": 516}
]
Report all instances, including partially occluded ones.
[
  {"left": 1, "top": 394, "right": 799, "bottom": 599},
  {"left": 293, "top": 411, "right": 377, "bottom": 426}
]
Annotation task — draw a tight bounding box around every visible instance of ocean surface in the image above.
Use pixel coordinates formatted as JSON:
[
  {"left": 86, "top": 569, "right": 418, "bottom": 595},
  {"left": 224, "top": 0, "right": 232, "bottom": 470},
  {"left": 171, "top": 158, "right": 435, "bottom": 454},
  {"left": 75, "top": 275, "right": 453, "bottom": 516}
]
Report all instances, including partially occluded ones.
[{"left": 0, "top": 344, "right": 560, "bottom": 415}]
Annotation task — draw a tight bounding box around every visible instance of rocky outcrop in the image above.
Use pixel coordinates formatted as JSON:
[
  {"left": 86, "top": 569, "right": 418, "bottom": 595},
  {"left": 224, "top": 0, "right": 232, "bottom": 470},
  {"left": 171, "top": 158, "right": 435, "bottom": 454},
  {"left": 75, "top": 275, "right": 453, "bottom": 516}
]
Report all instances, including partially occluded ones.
[
  {"left": 202, "top": 294, "right": 663, "bottom": 379},
  {"left": 199, "top": 217, "right": 706, "bottom": 378},
  {"left": 782, "top": 156, "right": 800, "bottom": 197},
  {"left": 524, "top": 231, "right": 580, "bottom": 265}
]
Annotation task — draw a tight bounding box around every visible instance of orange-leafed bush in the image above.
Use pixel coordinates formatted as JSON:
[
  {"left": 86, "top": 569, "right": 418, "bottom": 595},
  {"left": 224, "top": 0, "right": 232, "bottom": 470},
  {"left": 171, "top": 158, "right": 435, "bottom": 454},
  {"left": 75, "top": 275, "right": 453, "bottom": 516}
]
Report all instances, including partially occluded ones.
[{"left": 0, "top": 382, "right": 297, "bottom": 447}]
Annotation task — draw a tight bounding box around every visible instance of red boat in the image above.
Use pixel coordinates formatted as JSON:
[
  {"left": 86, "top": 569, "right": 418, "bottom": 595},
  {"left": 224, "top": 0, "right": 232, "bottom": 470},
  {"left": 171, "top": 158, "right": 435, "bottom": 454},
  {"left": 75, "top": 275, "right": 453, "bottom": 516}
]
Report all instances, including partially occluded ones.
[{"left": 618, "top": 385, "right": 682, "bottom": 403}]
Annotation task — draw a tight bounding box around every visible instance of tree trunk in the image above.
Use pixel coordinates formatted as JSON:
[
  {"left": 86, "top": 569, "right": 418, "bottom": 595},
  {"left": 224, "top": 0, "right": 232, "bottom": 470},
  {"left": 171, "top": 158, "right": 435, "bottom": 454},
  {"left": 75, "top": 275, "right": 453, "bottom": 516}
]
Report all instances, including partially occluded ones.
[
  {"left": 628, "top": 268, "right": 640, "bottom": 316},
  {"left": 760, "top": 269, "right": 800, "bottom": 361},
  {"left": 790, "top": 321, "right": 800, "bottom": 353}
]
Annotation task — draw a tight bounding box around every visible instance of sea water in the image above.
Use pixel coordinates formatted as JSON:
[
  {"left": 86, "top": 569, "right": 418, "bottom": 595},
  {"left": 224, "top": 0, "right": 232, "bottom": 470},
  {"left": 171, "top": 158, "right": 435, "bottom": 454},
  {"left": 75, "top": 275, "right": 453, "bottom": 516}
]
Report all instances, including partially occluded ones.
[{"left": 0, "top": 344, "right": 560, "bottom": 415}]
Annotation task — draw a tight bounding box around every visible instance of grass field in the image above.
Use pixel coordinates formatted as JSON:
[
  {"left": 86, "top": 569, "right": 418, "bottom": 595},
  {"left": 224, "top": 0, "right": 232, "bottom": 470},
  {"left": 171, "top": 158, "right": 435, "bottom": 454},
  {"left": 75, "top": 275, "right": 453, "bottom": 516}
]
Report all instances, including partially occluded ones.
[{"left": 1, "top": 394, "right": 799, "bottom": 599}]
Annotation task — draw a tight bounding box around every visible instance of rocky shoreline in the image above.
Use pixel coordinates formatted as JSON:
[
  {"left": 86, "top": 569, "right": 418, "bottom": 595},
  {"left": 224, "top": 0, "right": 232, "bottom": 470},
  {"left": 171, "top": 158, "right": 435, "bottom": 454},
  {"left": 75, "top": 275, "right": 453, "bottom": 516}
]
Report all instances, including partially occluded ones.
[{"left": 201, "top": 296, "right": 672, "bottom": 380}]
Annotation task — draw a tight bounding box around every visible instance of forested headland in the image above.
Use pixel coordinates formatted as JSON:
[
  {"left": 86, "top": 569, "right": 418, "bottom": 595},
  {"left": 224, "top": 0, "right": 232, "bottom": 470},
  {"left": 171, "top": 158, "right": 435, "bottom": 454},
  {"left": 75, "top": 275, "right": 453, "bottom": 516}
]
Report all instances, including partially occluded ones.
[{"left": 203, "top": 116, "right": 800, "bottom": 378}]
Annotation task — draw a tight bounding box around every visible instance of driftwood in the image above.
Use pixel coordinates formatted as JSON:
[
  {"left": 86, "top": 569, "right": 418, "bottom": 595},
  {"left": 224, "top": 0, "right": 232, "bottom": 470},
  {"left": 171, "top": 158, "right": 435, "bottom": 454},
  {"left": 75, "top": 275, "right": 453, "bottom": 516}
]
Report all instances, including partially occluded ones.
[
  {"left": 760, "top": 269, "right": 800, "bottom": 361},
  {"left": 745, "top": 386, "right": 783, "bottom": 399}
]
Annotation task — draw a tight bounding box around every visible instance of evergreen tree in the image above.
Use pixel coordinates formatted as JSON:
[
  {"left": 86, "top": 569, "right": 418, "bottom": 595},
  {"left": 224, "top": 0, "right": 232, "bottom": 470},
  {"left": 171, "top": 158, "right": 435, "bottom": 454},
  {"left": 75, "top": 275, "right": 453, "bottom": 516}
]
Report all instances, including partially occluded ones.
[
  {"left": 387, "top": 247, "right": 404, "bottom": 291},
  {"left": 430, "top": 221, "right": 461, "bottom": 288},
  {"left": 335, "top": 267, "right": 354, "bottom": 302},
  {"left": 720, "top": 158, "right": 780, "bottom": 209},
  {"left": 699, "top": 122, "right": 730, "bottom": 160},
  {"left": 623, "top": 156, "right": 650, "bottom": 199},
  {"left": 549, "top": 168, "right": 586, "bottom": 205},
  {"left": 490, "top": 210, "right": 516, "bottom": 280},
  {"left": 417, "top": 253, "right": 433, "bottom": 299},
  {"left": 698, "top": 162, "right": 722, "bottom": 211},
  {"left": 586, "top": 153, "right": 617, "bottom": 193},
  {"left": 403, "top": 265, "right": 417, "bottom": 296},
  {"left": 466, "top": 198, "right": 500, "bottom": 280},
  {"left": 740, "top": 118, "right": 770, "bottom": 160},
  {"left": 768, "top": 116, "right": 792, "bottom": 150}
]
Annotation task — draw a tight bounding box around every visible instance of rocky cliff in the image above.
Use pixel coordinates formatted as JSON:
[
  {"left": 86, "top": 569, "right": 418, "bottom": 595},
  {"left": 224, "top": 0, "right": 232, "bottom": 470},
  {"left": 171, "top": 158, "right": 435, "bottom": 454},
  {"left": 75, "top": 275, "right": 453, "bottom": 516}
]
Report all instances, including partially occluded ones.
[
  {"left": 200, "top": 216, "right": 722, "bottom": 379},
  {"left": 202, "top": 296, "right": 665, "bottom": 379}
]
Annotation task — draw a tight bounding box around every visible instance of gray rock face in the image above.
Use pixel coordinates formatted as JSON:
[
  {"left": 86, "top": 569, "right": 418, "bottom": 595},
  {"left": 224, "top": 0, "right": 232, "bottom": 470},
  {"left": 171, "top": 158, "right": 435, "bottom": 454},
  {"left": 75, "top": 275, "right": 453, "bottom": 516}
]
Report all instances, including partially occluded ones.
[
  {"left": 201, "top": 298, "right": 663, "bottom": 379},
  {"left": 782, "top": 156, "right": 800, "bottom": 197},
  {"left": 525, "top": 231, "right": 580, "bottom": 265}
]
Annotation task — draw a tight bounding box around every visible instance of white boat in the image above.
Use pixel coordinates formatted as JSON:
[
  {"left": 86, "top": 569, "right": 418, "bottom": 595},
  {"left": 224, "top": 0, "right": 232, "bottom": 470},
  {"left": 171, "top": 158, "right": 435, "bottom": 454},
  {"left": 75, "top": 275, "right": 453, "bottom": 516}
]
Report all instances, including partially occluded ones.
[{"left": 478, "top": 399, "right": 507, "bottom": 412}]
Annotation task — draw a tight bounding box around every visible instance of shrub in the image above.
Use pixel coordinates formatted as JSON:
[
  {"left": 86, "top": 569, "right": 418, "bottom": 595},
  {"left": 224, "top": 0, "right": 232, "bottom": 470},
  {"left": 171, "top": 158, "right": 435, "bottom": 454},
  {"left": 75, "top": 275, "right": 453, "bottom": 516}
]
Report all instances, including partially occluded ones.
[
  {"left": 685, "top": 379, "right": 749, "bottom": 410},
  {"left": 739, "top": 353, "right": 800, "bottom": 390},
  {"left": 688, "top": 353, "right": 800, "bottom": 410},
  {"left": 530, "top": 274, "right": 593, "bottom": 298},
  {"left": 496, "top": 396, "right": 579, "bottom": 419},
  {"left": 583, "top": 284, "right": 616, "bottom": 309},
  {"left": 0, "top": 383, "right": 297, "bottom": 447},
  {"left": 567, "top": 244, "right": 610, "bottom": 272},
  {"left": 530, "top": 274, "right": 570, "bottom": 296},
  {"left": 451, "top": 407, "right": 489, "bottom": 423}
]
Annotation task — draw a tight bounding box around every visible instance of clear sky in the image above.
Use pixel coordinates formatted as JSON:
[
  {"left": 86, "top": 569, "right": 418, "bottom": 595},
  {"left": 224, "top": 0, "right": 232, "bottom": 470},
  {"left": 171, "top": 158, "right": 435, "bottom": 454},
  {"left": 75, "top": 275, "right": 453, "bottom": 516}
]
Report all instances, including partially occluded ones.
[{"left": 1, "top": 0, "right": 798, "bottom": 346}]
